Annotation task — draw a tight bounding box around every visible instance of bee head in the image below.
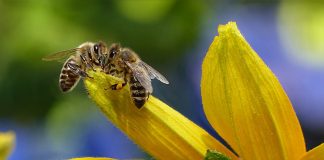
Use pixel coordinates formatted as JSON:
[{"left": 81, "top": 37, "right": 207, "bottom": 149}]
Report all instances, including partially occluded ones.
[
  {"left": 91, "top": 41, "right": 107, "bottom": 68},
  {"left": 92, "top": 42, "right": 106, "bottom": 59},
  {"left": 108, "top": 43, "right": 121, "bottom": 60},
  {"left": 120, "top": 48, "right": 138, "bottom": 62}
]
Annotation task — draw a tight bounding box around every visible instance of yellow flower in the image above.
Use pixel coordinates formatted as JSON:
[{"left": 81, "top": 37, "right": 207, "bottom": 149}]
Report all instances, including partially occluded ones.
[
  {"left": 83, "top": 72, "right": 237, "bottom": 160},
  {"left": 0, "top": 131, "right": 15, "bottom": 160},
  {"left": 75, "top": 22, "right": 324, "bottom": 159}
]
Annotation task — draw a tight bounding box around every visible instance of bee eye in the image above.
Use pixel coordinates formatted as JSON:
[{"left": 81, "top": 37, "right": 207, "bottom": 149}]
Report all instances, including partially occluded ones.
[
  {"left": 110, "top": 49, "right": 116, "bottom": 58},
  {"left": 93, "top": 44, "right": 99, "bottom": 55}
]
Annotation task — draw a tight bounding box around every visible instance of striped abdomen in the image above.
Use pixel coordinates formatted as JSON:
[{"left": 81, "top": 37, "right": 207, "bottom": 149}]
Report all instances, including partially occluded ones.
[
  {"left": 129, "top": 76, "right": 149, "bottom": 109},
  {"left": 59, "top": 58, "right": 80, "bottom": 92}
]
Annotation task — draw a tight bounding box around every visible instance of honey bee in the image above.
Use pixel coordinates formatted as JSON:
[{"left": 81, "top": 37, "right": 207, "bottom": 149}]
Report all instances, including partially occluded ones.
[
  {"left": 44, "top": 41, "right": 169, "bottom": 109},
  {"left": 103, "top": 43, "right": 169, "bottom": 109},
  {"left": 42, "top": 42, "right": 108, "bottom": 92}
]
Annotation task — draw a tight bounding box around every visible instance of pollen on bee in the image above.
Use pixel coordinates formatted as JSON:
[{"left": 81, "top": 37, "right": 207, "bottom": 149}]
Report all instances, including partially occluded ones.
[{"left": 116, "top": 83, "right": 123, "bottom": 90}]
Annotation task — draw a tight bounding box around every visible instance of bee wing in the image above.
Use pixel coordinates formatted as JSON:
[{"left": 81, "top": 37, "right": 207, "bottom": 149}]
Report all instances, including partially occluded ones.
[
  {"left": 125, "top": 62, "right": 153, "bottom": 93},
  {"left": 42, "top": 48, "right": 79, "bottom": 62},
  {"left": 140, "top": 61, "right": 169, "bottom": 84}
]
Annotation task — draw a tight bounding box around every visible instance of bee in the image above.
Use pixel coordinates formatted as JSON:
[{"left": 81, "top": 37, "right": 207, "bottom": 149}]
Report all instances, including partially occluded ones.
[
  {"left": 103, "top": 43, "right": 169, "bottom": 109},
  {"left": 42, "top": 42, "right": 108, "bottom": 92}
]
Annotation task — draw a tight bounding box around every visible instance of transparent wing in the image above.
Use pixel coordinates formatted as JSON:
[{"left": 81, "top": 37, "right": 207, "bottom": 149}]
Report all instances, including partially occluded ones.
[
  {"left": 125, "top": 62, "right": 153, "bottom": 93},
  {"left": 140, "top": 61, "right": 169, "bottom": 84},
  {"left": 42, "top": 48, "right": 79, "bottom": 62}
]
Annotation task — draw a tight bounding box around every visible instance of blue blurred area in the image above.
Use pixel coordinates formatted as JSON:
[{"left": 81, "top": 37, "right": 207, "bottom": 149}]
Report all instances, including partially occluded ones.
[{"left": 0, "top": 0, "right": 323, "bottom": 159}]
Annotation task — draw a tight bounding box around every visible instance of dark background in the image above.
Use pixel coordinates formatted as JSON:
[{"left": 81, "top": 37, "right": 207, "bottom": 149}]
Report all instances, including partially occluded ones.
[{"left": 0, "top": 0, "right": 323, "bottom": 159}]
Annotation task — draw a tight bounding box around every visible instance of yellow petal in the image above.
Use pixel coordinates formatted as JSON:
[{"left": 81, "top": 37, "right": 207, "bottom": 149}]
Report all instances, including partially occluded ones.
[
  {"left": 84, "top": 70, "right": 238, "bottom": 160},
  {"left": 69, "top": 158, "right": 115, "bottom": 160},
  {"left": 201, "top": 22, "right": 306, "bottom": 159},
  {"left": 300, "top": 143, "right": 324, "bottom": 160},
  {"left": 0, "top": 131, "right": 15, "bottom": 160}
]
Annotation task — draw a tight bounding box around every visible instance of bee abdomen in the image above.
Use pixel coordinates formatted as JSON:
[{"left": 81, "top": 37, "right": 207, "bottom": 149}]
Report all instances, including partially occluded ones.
[
  {"left": 132, "top": 97, "right": 147, "bottom": 109},
  {"left": 59, "top": 59, "right": 80, "bottom": 92},
  {"left": 131, "top": 89, "right": 146, "bottom": 97},
  {"left": 60, "top": 79, "right": 76, "bottom": 92},
  {"left": 130, "top": 81, "right": 149, "bottom": 109}
]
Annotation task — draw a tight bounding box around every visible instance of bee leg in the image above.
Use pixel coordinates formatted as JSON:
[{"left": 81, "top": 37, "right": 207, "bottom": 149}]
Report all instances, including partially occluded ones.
[
  {"left": 147, "top": 93, "right": 150, "bottom": 99},
  {"left": 80, "top": 54, "right": 96, "bottom": 71},
  {"left": 67, "top": 63, "right": 93, "bottom": 79},
  {"left": 110, "top": 82, "right": 127, "bottom": 90}
]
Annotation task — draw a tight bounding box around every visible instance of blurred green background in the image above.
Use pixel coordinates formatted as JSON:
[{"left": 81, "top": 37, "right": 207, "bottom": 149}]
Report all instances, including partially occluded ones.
[{"left": 0, "top": 0, "right": 323, "bottom": 159}]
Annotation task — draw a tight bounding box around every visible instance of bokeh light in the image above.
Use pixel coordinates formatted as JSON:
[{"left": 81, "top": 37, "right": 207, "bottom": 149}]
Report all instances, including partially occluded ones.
[
  {"left": 278, "top": 1, "right": 324, "bottom": 68},
  {"left": 115, "top": 0, "right": 175, "bottom": 23}
]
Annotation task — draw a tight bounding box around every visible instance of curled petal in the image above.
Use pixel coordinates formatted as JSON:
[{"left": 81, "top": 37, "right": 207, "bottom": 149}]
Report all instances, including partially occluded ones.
[
  {"left": 201, "top": 22, "right": 306, "bottom": 159},
  {"left": 84, "top": 70, "right": 238, "bottom": 160}
]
